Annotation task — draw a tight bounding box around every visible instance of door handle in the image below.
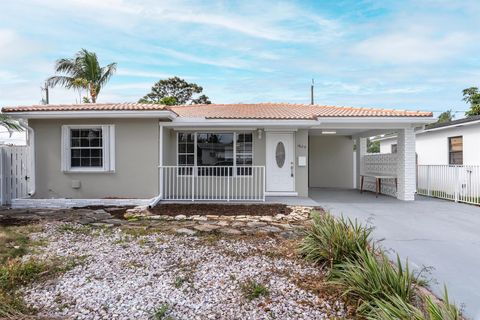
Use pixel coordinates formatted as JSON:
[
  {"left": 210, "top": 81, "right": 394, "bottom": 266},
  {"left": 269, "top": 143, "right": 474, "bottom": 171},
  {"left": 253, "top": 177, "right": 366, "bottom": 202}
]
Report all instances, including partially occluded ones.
[{"left": 290, "top": 162, "right": 294, "bottom": 177}]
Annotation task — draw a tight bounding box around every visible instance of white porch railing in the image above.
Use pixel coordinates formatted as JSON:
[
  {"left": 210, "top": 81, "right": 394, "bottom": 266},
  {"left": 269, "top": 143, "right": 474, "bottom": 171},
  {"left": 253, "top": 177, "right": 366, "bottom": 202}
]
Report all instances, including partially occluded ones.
[
  {"left": 417, "top": 165, "right": 480, "bottom": 205},
  {"left": 159, "top": 166, "right": 265, "bottom": 201}
]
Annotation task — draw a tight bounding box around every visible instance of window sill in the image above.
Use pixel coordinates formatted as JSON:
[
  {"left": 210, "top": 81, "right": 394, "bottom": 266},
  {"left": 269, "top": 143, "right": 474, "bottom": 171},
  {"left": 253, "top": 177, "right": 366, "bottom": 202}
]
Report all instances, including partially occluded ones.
[{"left": 63, "top": 168, "right": 115, "bottom": 173}]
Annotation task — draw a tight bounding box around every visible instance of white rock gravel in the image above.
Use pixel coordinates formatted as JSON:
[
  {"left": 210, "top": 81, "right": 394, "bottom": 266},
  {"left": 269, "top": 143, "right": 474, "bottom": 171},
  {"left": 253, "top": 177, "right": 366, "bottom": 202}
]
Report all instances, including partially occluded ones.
[{"left": 22, "top": 223, "right": 346, "bottom": 320}]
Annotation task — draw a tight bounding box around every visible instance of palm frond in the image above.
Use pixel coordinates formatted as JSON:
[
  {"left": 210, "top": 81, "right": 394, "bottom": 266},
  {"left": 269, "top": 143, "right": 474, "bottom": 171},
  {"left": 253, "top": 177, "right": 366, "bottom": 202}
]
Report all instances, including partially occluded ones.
[
  {"left": 46, "top": 76, "right": 76, "bottom": 89},
  {"left": 53, "top": 58, "right": 78, "bottom": 75},
  {"left": 0, "top": 114, "right": 23, "bottom": 132},
  {"left": 97, "top": 62, "right": 117, "bottom": 94}
]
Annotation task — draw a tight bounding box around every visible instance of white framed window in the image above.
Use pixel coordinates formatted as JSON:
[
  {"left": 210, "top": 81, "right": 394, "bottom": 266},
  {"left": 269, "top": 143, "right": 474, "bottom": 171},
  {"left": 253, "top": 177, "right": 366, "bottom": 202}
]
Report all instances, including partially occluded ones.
[
  {"left": 236, "top": 132, "right": 253, "bottom": 175},
  {"left": 61, "top": 125, "right": 115, "bottom": 172},
  {"left": 176, "top": 131, "right": 254, "bottom": 176}
]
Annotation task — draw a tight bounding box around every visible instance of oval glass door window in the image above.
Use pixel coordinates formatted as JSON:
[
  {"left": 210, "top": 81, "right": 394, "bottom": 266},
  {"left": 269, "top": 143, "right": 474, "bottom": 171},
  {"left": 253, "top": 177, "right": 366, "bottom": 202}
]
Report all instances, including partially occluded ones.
[{"left": 275, "top": 142, "right": 286, "bottom": 168}]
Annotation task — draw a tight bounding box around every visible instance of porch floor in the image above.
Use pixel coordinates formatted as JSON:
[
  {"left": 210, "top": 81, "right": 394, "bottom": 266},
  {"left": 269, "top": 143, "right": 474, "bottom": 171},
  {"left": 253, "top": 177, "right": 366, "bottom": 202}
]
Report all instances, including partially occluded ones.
[{"left": 309, "top": 187, "right": 480, "bottom": 318}]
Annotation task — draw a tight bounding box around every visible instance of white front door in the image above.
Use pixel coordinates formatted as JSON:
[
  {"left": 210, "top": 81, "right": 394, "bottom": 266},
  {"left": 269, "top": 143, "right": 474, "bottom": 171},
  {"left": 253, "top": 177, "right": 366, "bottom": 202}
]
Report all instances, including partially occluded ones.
[{"left": 266, "top": 132, "right": 295, "bottom": 192}]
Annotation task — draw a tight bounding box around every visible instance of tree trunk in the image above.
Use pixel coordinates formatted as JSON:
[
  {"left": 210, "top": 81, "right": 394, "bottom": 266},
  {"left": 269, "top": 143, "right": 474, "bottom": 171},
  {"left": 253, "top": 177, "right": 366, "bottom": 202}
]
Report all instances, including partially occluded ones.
[{"left": 89, "top": 83, "right": 97, "bottom": 103}]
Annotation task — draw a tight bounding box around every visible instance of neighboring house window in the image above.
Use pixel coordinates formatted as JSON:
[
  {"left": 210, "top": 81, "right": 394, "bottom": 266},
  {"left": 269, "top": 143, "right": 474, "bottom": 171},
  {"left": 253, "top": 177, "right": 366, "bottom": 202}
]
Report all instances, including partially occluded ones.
[
  {"left": 61, "top": 125, "right": 115, "bottom": 172},
  {"left": 448, "top": 136, "right": 463, "bottom": 165},
  {"left": 177, "top": 132, "right": 253, "bottom": 175},
  {"left": 391, "top": 144, "right": 397, "bottom": 154}
]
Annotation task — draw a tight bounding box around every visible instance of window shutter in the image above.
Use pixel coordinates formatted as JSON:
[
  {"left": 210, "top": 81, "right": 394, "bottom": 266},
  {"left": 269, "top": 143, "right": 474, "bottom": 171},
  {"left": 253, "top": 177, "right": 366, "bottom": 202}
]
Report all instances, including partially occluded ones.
[
  {"left": 102, "top": 125, "right": 116, "bottom": 172},
  {"left": 61, "top": 125, "right": 70, "bottom": 171}
]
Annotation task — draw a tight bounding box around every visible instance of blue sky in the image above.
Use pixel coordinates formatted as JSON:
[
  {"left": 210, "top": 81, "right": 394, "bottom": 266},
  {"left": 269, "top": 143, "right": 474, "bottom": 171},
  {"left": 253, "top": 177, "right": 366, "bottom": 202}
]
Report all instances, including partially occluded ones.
[{"left": 0, "top": 0, "right": 479, "bottom": 116}]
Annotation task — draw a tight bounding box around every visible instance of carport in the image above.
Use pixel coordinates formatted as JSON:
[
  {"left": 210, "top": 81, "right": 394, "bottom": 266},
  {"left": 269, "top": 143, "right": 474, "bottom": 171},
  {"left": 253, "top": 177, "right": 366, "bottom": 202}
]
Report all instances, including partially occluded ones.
[{"left": 307, "top": 123, "right": 418, "bottom": 201}]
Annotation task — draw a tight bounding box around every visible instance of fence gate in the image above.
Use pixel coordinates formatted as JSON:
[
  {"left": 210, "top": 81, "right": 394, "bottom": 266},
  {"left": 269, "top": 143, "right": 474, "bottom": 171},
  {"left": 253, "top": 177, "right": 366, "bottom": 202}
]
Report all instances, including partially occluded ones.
[{"left": 0, "top": 146, "right": 30, "bottom": 205}]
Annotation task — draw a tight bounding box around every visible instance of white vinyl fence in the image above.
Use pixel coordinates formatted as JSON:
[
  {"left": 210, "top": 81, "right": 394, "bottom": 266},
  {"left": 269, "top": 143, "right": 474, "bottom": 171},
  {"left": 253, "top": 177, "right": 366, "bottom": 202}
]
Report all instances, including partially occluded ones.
[
  {"left": 417, "top": 165, "right": 480, "bottom": 205},
  {"left": 159, "top": 166, "right": 265, "bottom": 201},
  {"left": 0, "top": 146, "right": 30, "bottom": 205}
]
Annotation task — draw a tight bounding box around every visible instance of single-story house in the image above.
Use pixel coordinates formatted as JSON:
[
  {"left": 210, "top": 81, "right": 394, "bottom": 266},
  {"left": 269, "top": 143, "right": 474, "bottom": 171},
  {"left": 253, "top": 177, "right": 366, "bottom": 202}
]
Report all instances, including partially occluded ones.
[
  {"left": 373, "top": 115, "right": 480, "bottom": 165},
  {"left": 2, "top": 103, "right": 433, "bottom": 206}
]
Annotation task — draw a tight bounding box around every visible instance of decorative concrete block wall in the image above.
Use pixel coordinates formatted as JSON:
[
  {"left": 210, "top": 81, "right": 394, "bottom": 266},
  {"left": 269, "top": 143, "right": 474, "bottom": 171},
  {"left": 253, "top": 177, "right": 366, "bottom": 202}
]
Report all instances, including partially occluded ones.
[{"left": 362, "top": 153, "right": 398, "bottom": 197}]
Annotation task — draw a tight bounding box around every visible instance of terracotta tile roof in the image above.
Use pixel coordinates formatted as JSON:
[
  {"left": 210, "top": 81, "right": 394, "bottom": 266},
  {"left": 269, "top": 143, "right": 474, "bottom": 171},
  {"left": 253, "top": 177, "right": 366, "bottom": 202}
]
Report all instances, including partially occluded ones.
[
  {"left": 1, "top": 103, "right": 169, "bottom": 113},
  {"left": 170, "top": 103, "right": 433, "bottom": 119},
  {"left": 2, "top": 102, "right": 433, "bottom": 119}
]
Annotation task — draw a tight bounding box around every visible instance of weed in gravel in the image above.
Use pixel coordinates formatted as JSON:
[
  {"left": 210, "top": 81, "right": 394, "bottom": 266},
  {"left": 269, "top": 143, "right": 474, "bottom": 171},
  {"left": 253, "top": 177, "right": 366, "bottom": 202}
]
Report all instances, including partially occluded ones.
[
  {"left": 0, "top": 249, "right": 87, "bottom": 319},
  {"left": 58, "top": 224, "right": 92, "bottom": 235},
  {"left": 137, "top": 238, "right": 149, "bottom": 246},
  {"left": 240, "top": 279, "right": 270, "bottom": 301},
  {"left": 173, "top": 276, "right": 187, "bottom": 288},
  {"left": 113, "top": 236, "right": 132, "bottom": 246},
  {"left": 122, "top": 227, "right": 159, "bottom": 237},
  {"left": 0, "top": 225, "right": 47, "bottom": 317},
  {"left": 152, "top": 303, "right": 172, "bottom": 320},
  {"left": 197, "top": 233, "right": 222, "bottom": 246},
  {"left": 0, "top": 225, "right": 44, "bottom": 264}
]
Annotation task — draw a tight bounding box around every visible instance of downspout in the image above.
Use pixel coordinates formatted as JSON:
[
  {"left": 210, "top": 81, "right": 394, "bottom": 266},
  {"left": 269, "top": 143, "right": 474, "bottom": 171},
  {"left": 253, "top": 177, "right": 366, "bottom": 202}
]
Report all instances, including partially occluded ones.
[
  {"left": 18, "top": 119, "right": 35, "bottom": 197},
  {"left": 149, "top": 123, "right": 163, "bottom": 208}
]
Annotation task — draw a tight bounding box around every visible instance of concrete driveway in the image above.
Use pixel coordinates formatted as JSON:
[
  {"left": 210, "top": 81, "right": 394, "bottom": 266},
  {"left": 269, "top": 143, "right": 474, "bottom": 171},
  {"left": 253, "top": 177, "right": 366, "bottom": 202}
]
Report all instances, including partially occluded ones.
[{"left": 309, "top": 188, "right": 480, "bottom": 319}]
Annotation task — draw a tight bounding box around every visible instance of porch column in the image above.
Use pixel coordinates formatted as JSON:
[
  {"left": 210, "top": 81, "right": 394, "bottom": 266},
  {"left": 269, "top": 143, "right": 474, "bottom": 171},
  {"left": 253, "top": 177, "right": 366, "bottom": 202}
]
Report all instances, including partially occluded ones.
[
  {"left": 396, "top": 128, "right": 416, "bottom": 201},
  {"left": 355, "top": 137, "right": 367, "bottom": 189}
]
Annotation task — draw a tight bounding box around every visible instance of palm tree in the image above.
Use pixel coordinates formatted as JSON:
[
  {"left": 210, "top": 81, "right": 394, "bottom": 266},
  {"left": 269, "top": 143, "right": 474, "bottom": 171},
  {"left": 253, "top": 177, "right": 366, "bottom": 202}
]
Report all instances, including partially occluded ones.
[{"left": 47, "top": 49, "right": 117, "bottom": 103}]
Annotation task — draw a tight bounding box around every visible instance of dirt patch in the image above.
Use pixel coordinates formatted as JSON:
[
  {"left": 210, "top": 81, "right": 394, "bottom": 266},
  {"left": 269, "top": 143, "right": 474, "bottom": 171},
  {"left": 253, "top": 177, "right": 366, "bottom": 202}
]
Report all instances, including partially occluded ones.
[
  {"left": 150, "top": 203, "right": 292, "bottom": 216},
  {"left": 0, "top": 217, "right": 39, "bottom": 227}
]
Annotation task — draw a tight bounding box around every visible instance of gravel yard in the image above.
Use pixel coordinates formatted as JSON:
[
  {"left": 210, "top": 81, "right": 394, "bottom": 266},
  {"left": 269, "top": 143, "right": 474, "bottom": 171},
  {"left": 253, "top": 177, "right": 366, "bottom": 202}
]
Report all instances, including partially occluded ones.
[{"left": 21, "top": 223, "right": 346, "bottom": 319}]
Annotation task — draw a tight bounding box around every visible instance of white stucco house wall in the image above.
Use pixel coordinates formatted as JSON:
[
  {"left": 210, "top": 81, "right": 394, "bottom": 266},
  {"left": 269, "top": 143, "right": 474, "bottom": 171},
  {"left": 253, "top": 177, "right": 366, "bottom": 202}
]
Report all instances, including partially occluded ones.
[
  {"left": 2, "top": 102, "right": 433, "bottom": 207},
  {"left": 373, "top": 115, "right": 480, "bottom": 165}
]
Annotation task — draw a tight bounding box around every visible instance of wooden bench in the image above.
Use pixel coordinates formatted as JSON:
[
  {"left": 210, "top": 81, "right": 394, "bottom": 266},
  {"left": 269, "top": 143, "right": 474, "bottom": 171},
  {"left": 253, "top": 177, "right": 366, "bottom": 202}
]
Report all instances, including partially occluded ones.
[{"left": 360, "top": 173, "right": 397, "bottom": 198}]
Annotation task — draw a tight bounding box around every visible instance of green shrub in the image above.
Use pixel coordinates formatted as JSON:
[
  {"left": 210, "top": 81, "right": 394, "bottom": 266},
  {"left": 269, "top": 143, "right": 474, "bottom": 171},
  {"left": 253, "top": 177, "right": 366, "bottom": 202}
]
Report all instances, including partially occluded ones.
[
  {"left": 425, "top": 286, "right": 462, "bottom": 320},
  {"left": 366, "top": 294, "right": 424, "bottom": 320},
  {"left": 329, "top": 247, "right": 418, "bottom": 316},
  {"left": 365, "top": 288, "right": 462, "bottom": 320},
  {"left": 240, "top": 279, "right": 270, "bottom": 301},
  {"left": 299, "top": 211, "right": 372, "bottom": 269}
]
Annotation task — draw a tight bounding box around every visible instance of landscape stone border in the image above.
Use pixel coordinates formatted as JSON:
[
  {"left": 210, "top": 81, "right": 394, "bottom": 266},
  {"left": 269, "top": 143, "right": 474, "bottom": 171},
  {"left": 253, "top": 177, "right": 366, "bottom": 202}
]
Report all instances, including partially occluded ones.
[{"left": 0, "top": 205, "right": 315, "bottom": 238}]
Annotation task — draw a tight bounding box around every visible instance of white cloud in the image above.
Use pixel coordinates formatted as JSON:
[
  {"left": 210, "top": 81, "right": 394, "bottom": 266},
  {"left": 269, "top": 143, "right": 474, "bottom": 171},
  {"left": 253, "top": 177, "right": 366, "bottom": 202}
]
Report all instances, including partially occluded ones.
[
  {"left": 28, "top": 0, "right": 340, "bottom": 43},
  {"left": 0, "top": 29, "right": 39, "bottom": 61},
  {"left": 0, "top": 71, "right": 27, "bottom": 84},
  {"left": 116, "top": 69, "right": 174, "bottom": 79},
  {"left": 354, "top": 31, "right": 470, "bottom": 63},
  {"left": 155, "top": 47, "right": 250, "bottom": 69}
]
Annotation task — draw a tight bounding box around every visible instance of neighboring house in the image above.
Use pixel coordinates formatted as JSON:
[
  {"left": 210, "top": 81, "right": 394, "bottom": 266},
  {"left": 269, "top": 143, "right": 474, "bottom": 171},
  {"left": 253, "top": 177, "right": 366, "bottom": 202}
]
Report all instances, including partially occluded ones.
[
  {"left": 2, "top": 103, "right": 433, "bottom": 205},
  {"left": 374, "top": 115, "right": 480, "bottom": 165}
]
